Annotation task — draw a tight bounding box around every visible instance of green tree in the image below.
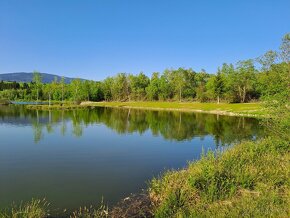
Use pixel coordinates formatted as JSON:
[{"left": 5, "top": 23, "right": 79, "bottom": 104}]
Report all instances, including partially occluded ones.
[
  {"left": 257, "top": 50, "right": 278, "bottom": 72},
  {"left": 60, "top": 77, "right": 65, "bottom": 103},
  {"left": 111, "top": 73, "right": 130, "bottom": 101},
  {"left": 207, "top": 69, "right": 225, "bottom": 103},
  {"left": 70, "top": 79, "right": 83, "bottom": 103},
  {"left": 280, "top": 33, "right": 290, "bottom": 64},
  {"left": 51, "top": 77, "right": 59, "bottom": 101},
  {"left": 220, "top": 63, "right": 237, "bottom": 102},
  {"left": 236, "top": 59, "right": 256, "bottom": 103},
  {"left": 262, "top": 34, "right": 290, "bottom": 141},
  {"left": 182, "top": 68, "right": 196, "bottom": 100},
  {"left": 129, "top": 72, "right": 150, "bottom": 100},
  {"left": 279, "top": 33, "right": 290, "bottom": 95},
  {"left": 195, "top": 69, "right": 209, "bottom": 102},
  {"left": 146, "top": 72, "right": 160, "bottom": 100},
  {"left": 102, "top": 77, "right": 113, "bottom": 101},
  {"left": 256, "top": 51, "right": 278, "bottom": 100},
  {"left": 159, "top": 71, "right": 173, "bottom": 100},
  {"left": 170, "top": 68, "right": 187, "bottom": 102},
  {"left": 215, "top": 71, "right": 225, "bottom": 104},
  {"left": 83, "top": 80, "right": 91, "bottom": 101},
  {"left": 43, "top": 83, "right": 52, "bottom": 106},
  {"left": 32, "top": 71, "right": 42, "bottom": 101}
]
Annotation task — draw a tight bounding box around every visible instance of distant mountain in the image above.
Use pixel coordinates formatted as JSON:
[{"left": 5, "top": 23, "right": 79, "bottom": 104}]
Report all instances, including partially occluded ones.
[{"left": 0, "top": 72, "right": 86, "bottom": 84}]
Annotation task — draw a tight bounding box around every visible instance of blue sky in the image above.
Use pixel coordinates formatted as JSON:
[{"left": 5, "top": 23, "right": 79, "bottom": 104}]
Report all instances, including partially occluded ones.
[{"left": 0, "top": 0, "right": 289, "bottom": 80}]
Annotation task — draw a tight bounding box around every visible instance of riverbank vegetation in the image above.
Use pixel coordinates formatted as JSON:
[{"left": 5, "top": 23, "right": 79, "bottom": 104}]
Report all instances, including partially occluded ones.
[
  {"left": 0, "top": 199, "right": 49, "bottom": 218},
  {"left": 1, "top": 34, "right": 289, "bottom": 106},
  {"left": 149, "top": 137, "right": 289, "bottom": 217}
]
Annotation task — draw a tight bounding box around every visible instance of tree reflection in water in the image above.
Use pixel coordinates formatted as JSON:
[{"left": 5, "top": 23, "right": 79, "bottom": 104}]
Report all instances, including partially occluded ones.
[{"left": 0, "top": 106, "right": 264, "bottom": 146}]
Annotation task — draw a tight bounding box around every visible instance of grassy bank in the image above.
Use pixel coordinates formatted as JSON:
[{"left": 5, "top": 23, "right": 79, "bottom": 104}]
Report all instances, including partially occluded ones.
[
  {"left": 149, "top": 137, "right": 289, "bottom": 217},
  {"left": 26, "top": 101, "right": 264, "bottom": 117},
  {"left": 87, "top": 101, "right": 264, "bottom": 117},
  {"left": 0, "top": 199, "right": 49, "bottom": 218}
]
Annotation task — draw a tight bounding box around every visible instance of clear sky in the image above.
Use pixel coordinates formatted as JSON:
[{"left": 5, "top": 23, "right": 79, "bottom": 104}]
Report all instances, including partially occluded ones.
[{"left": 0, "top": 0, "right": 289, "bottom": 80}]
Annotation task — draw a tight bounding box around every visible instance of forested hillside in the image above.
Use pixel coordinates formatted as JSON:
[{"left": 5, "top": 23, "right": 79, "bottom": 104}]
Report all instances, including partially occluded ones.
[{"left": 0, "top": 72, "right": 80, "bottom": 84}]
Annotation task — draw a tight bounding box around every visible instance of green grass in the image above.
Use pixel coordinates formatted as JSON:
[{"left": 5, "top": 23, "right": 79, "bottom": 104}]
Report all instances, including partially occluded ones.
[
  {"left": 0, "top": 199, "right": 49, "bottom": 218},
  {"left": 90, "top": 101, "right": 264, "bottom": 116},
  {"left": 70, "top": 203, "right": 109, "bottom": 218},
  {"left": 0, "top": 200, "right": 109, "bottom": 218},
  {"left": 149, "top": 137, "right": 290, "bottom": 217}
]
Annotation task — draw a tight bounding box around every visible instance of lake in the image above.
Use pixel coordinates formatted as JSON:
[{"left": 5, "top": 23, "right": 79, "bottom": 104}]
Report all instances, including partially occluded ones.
[{"left": 0, "top": 105, "right": 264, "bottom": 215}]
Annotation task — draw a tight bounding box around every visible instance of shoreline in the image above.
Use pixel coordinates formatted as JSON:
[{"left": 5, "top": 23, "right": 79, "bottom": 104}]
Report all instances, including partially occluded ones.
[
  {"left": 89, "top": 104, "right": 264, "bottom": 118},
  {"left": 24, "top": 101, "right": 265, "bottom": 118}
]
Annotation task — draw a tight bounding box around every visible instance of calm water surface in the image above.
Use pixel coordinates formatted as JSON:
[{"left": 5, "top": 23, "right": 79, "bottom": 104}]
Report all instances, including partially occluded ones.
[{"left": 0, "top": 105, "right": 264, "bottom": 214}]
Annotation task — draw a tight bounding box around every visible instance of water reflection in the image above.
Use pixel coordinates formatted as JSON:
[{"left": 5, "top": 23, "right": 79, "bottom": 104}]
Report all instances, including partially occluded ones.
[{"left": 0, "top": 105, "right": 263, "bottom": 146}]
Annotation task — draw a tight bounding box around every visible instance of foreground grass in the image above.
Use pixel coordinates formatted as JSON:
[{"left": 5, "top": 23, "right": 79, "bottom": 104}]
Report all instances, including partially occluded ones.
[
  {"left": 0, "top": 199, "right": 109, "bottom": 218},
  {"left": 149, "top": 137, "right": 290, "bottom": 217},
  {"left": 0, "top": 199, "right": 49, "bottom": 218}
]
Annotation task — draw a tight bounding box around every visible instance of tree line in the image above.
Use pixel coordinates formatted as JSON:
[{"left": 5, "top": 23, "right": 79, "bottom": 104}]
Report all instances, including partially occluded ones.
[{"left": 0, "top": 34, "right": 289, "bottom": 103}]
